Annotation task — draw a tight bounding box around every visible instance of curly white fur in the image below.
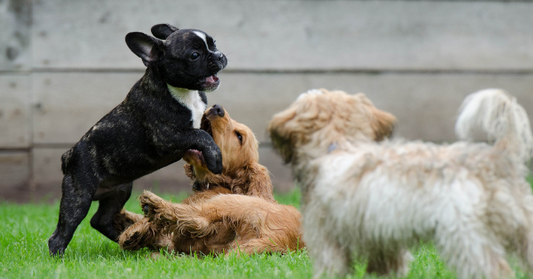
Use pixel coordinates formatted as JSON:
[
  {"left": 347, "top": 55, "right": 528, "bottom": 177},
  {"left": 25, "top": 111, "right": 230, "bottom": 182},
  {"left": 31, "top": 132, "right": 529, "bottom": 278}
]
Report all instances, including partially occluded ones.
[
  {"left": 456, "top": 88, "right": 533, "bottom": 162},
  {"left": 269, "top": 88, "right": 533, "bottom": 279}
]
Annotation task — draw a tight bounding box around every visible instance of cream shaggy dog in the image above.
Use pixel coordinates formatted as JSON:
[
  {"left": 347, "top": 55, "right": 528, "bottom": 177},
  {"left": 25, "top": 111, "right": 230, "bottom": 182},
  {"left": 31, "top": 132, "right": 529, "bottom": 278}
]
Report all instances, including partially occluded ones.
[{"left": 268, "top": 88, "right": 533, "bottom": 279}]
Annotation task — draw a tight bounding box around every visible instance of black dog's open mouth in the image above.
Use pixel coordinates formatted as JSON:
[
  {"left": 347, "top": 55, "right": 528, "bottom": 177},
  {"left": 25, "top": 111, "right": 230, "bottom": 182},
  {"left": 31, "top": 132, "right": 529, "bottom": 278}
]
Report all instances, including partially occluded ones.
[
  {"left": 205, "top": 75, "right": 219, "bottom": 84},
  {"left": 201, "top": 75, "right": 220, "bottom": 92},
  {"left": 183, "top": 149, "right": 206, "bottom": 167}
]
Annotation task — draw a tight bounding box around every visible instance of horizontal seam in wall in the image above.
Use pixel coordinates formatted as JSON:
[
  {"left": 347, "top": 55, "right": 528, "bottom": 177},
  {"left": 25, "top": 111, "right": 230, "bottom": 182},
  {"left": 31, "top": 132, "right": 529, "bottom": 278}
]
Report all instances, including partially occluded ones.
[
  {"left": 0, "top": 148, "right": 32, "bottom": 152},
  {"left": 27, "top": 143, "right": 277, "bottom": 149},
  {"left": 32, "top": 144, "right": 71, "bottom": 149},
  {"left": 3, "top": 68, "right": 533, "bottom": 75}
]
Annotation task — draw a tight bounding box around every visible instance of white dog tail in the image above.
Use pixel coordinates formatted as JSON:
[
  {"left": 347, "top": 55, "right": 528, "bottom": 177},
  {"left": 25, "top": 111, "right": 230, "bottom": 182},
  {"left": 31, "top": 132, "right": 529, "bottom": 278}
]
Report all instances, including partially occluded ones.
[{"left": 455, "top": 88, "right": 533, "bottom": 162}]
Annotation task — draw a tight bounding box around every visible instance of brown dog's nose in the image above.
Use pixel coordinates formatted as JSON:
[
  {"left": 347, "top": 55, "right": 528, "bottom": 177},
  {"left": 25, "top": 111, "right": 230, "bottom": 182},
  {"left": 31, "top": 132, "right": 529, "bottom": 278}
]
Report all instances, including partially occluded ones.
[{"left": 211, "top": 104, "right": 225, "bottom": 117}]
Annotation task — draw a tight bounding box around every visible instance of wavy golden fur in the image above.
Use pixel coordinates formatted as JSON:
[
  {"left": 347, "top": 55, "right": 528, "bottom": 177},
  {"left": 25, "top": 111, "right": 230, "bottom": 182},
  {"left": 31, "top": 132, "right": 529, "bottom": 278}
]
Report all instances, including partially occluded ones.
[
  {"left": 268, "top": 88, "right": 533, "bottom": 279},
  {"left": 182, "top": 105, "right": 275, "bottom": 202},
  {"left": 114, "top": 105, "right": 303, "bottom": 255}
]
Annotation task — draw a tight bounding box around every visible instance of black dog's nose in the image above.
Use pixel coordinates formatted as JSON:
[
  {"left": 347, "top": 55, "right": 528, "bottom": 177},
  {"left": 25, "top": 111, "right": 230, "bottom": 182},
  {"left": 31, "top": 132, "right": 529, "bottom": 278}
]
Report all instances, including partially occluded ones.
[
  {"left": 211, "top": 104, "right": 225, "bottom": 117},
  {"left": 218, "top": 53, "right": 224, "bottom": 61}
]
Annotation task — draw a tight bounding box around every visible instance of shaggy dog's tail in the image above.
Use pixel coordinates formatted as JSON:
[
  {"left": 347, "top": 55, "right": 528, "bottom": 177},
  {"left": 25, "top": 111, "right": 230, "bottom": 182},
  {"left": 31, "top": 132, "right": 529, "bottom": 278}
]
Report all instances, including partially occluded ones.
[{"left": 455, "top": 88, "right": 533, "bottom": 162}]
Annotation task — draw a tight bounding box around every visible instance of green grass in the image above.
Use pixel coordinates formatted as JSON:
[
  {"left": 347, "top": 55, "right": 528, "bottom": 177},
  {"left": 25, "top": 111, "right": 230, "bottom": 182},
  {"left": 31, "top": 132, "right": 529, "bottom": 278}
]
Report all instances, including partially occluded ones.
[{"left": 0, "top": 186, "right": 531, "bottom": 279}]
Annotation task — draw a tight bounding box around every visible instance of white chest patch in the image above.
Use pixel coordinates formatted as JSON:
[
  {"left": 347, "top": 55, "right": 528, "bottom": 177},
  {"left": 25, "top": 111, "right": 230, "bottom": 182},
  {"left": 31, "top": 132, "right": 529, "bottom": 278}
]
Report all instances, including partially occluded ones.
[{"left": 167, "top": 84, "right": 206, "bottom": 129}]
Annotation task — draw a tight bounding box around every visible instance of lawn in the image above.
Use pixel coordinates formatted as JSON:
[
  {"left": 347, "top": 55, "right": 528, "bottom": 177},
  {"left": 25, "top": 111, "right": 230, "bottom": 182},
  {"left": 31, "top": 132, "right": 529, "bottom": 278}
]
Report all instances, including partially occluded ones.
[{"left": 0, "top": 186, "right": 531, "bottom": 279}]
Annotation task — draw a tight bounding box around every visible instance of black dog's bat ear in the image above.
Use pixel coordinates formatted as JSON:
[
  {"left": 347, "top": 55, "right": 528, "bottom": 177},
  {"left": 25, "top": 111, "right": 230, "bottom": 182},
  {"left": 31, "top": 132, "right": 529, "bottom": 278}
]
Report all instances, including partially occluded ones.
[
  {"left": 151, "top": 24, "right": 179, "bottom": 40},
  {"left": 125, "top": 32, "right": 163, "bottom": 66}
]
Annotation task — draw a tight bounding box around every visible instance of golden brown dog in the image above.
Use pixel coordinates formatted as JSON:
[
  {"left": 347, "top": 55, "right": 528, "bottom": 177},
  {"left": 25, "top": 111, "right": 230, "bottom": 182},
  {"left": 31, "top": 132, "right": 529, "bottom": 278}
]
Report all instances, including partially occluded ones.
[
  {"left": 268, "top": 88, "right": 533, "bottom": 279},
  {"left": 115, "top": 104, "right": 303, "bottom": 255}
]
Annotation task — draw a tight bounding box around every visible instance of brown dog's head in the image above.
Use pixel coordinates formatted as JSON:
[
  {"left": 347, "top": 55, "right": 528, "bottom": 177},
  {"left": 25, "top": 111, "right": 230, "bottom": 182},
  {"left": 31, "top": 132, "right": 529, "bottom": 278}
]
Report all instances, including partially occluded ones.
[
  {"left": 268, "top": 89, "right": 396, "bottom": 165},
  {"left": 184, "top": 104, "right": 274, "bottom": 201}
]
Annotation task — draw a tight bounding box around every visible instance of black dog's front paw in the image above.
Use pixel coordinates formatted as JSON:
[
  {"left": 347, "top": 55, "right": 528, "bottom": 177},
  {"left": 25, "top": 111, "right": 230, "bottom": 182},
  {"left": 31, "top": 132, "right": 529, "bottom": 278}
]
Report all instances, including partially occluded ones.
[
  {"left": 207, "top": 159, "right": 223, "bottom": 174},
  {"left": 205, "top": 148, "right": 223, "bottom": 174}
]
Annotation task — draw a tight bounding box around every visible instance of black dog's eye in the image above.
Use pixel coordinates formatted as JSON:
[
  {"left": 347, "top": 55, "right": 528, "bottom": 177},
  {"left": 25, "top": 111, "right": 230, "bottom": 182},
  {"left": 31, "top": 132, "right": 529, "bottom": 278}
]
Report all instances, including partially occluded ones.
[
  {"left": 190, "top": 52, "right": 200, "bottom": 61},
  {"left": 235, "top": 131, "right": 243, "bottom": 145}
]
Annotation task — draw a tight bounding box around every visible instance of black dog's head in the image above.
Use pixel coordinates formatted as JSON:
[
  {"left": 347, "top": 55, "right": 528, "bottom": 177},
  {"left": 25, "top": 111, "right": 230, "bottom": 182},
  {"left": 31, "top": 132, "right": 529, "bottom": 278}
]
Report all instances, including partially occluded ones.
[{"left": 126, "top": 24, "right": 228, "bottom": 92}]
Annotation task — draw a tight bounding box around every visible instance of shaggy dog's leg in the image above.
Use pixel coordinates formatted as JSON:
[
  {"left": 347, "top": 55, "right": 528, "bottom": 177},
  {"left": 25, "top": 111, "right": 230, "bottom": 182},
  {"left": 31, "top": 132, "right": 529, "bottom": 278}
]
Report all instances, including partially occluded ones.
[
  {"left": 512, "top": 185, "right": 533, "bottom": 273},
  {"left": 435, "top": 230, "right": 513, "bottom": 279},
  {"left": 302, "top": 201, "right": 353, "bottom": 278},
  {"left": 366, "top": 249, "right": 412, "bottom": 277},
  {"left": 522, "top": 231, "right": 533, "bottom": 273},
  {"left": 311, "top": 238, "right": 352, "bottom": 278}
]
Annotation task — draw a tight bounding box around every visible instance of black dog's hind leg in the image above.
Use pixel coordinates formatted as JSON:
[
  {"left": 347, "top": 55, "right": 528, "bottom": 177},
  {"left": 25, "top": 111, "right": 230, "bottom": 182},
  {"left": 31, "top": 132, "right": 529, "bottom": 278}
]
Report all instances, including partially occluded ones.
[
  {"left": 48, "top": 173, "right": 96, "bottom": 256},
  {"left": 90, "top": 182, "right": 133, "bottom": 242}
]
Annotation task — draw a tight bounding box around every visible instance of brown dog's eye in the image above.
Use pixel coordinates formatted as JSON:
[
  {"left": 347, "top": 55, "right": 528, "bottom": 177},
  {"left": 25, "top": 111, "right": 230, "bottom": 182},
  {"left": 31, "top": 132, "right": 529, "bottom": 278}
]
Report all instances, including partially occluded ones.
[{"left": 235, "top": 131, "right": 243, "bottom": 145}]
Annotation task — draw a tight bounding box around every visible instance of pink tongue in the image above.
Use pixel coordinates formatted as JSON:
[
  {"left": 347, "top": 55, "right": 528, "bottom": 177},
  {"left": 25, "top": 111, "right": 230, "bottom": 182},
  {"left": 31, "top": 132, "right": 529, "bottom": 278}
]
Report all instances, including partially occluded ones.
[
  {"left": 184, "top": 149, "right": 205, "bottom": 165},
  {"left": 206, "top": 75, "right": 219, "bottom": 83}
]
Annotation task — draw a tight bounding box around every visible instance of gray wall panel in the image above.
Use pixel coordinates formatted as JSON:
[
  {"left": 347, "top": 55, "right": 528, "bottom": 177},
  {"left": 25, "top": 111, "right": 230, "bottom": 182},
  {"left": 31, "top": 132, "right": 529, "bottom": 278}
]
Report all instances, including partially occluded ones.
[
  {"left": 0, "top": 75, "right": 31, "bottom": 148},
  {"left": 0, "top": 0, "right": 31, "bottom": 71},
  {"left": 32, "top": 146, "right": 294, "bottom": 196},
  {"left": 0, "top": 152, "right": 30, "bottom": 202},
  {"left": 32, "top": 72, "right": 533, "bottom": 145},
  {"left": 32, "top": 0, "right": 533, "bottom": 71},
  {"left": 3, "top": 0, "right": 533, "bottom": 200}
]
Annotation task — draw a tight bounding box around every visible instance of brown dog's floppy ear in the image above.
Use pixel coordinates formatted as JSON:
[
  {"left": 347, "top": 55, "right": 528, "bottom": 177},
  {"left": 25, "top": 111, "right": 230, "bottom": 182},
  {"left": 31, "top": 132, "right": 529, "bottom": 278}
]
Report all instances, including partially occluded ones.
[
  {"left": 183, "top": 164, "right": 196, "bottom": 181},
  {"left": 242, "top": 163, "right": 275, "bottom": 202},
  {"left": 125, "top": 32, "right": 164, "bottom": 67},
  {"left": 370, "top": 107, "right": 397, "bottom": 141},
  {"left": 151, "top": 24, "right": 179, "bottom": 40}
]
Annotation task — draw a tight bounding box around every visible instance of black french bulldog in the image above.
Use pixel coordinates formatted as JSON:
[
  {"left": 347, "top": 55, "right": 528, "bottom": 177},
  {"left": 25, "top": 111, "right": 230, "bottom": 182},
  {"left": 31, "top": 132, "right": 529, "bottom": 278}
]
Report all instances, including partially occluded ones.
[{"left": 48, "top": 24, "right": 227, "bottom": 256}]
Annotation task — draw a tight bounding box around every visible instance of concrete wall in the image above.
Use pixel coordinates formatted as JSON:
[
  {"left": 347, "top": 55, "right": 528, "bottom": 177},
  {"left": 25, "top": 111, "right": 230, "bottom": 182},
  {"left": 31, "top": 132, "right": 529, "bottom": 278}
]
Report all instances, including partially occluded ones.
[{"left": 1, "top": 0, "right": 533, "bottom": 201}]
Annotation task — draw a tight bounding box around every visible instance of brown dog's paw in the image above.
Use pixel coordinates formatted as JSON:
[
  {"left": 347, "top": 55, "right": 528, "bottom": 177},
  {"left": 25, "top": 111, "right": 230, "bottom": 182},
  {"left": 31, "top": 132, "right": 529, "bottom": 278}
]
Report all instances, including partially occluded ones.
[
  {"left": 139, "top": 191, "right": 166, "bottom": 220},
  {"left": 142, "top": 204, "right": 154, "bottom": 218},
  {"left": 118, "top": 218, "right": 158, "bottom": 251},
  {"left": 119, "top": 231, "right": 142, "bottom": 250},
  {"left": 113, "top": 210, "right": 144, "bottom": 234},
  {"left": 118, "top": 223, "right": 146, "bottom": 251},
  {"left": 138, "top": 191, "right": 211, "bottom": 236}
]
